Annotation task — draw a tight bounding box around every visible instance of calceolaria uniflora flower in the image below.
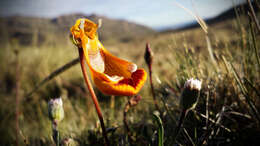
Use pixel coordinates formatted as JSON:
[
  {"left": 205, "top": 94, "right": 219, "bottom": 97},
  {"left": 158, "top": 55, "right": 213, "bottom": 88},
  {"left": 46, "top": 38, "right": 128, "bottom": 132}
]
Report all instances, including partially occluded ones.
[
  {"left": 180, "top": 78, "right": 202, "bottom": 110},
  {"left": 48, "top": 97, "right": 64, "bottom": 123},
  {"left": 70, "top": 19, "right": 147, "bottom": 96}
]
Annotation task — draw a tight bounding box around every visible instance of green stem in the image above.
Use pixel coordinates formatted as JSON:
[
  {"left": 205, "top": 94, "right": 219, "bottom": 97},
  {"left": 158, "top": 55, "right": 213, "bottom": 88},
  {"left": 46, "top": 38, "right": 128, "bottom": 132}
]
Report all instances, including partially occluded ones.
[
  {"left": 54, "top": 129, "right": 59, "bottom": 146},
  {"left": 52, "top": 122, "right": 59, "bottom": 146},
  {"left": 153, "top": 113, "right": 164, "bottom": 146}
]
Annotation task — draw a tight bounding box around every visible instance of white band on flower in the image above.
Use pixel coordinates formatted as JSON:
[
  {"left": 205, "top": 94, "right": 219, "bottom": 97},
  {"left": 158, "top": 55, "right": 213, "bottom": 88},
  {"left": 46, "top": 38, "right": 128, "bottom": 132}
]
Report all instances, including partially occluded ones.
[
  {"left": 184, "top": 78, "right": 202, "bottom": 91},
  {"left": 80, "top": 19, "right": 85, "bottom": 29},
  {"left": 105, "top": 74, "right": 123, "bottom": 82},
  {"left": 128, "top": 63, "right": 137, "bottom": 73}
]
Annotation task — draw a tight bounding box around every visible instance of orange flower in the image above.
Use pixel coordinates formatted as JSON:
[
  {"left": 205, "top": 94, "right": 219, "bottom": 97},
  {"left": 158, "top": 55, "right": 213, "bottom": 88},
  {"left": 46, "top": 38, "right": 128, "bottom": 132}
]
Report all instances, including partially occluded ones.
[{"left": 71, "top": 19, "right": 147, "bottom": 96}]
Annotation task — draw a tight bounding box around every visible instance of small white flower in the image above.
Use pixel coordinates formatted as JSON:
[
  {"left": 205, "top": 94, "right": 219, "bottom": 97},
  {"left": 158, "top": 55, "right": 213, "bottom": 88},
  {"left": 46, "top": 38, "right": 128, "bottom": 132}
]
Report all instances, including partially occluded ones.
[
  {"left": 184, "top": 78, "right": 202, "bottom": 91},
  {"left": 48, "top": 97, "right": 64, "bottom": 122},
  {"left": 180, "top": 78, "right": 202, "bottom": 110},
  {"left": 48, "top": 97, "right": 63, "bottom": 107}
]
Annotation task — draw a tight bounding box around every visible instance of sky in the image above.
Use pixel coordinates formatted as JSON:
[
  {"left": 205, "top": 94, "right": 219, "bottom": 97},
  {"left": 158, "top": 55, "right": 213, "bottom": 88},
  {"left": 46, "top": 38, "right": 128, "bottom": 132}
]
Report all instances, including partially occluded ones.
[{"left": 0, "top": 0, "right": 246, "bottom": 29}]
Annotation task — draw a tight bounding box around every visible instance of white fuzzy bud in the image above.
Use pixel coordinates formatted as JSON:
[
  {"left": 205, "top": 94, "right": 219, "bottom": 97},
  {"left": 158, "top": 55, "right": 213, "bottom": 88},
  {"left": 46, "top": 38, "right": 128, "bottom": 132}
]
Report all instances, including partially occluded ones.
[
  {"left": 48, "top": 97, "right": 64, "bottom": 123},
  {"left": 180, "top": 78, "right": 202, "bottom": 110},
  {"left": 184, "top": 78, "right": 202, "bottom": 91}
]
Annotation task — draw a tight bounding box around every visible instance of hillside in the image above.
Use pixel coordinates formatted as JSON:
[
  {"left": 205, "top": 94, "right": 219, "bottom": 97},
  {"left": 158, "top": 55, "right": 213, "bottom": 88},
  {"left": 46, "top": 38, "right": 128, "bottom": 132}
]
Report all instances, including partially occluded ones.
[
  {"left": 161, "top": 1, "right": 259, "bottom": 32},
  {"left": 0, "top": 13, "right": 155, "bottom": 47}
]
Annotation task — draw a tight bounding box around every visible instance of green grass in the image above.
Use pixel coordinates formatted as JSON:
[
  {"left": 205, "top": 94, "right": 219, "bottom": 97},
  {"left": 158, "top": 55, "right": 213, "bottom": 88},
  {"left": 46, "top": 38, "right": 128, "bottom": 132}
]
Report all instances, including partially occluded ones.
[{"left": 0, "top": 9, "right": 260, "bottom": 146}]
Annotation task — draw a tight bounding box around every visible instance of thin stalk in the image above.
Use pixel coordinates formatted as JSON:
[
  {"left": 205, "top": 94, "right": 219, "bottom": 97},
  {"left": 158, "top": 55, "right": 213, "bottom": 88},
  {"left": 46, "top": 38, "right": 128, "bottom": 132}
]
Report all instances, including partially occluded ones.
[
  {"left": 25, "top": 57, "right": 79, "bottom": 100},
  {"left": 247, "top": 0, "right": 260, "bottom": 33},
  {"left": 173, "top": 1, "right": 208, "bottom": 33},
  {"left": 123, "top": 108, "right": 131, "bottom": 137},
  {"left": 183, "top": 128, "right": 195, "bottom": 146},
  {"left": 123, "top": 99, "right": 132, "bottom": 144},
  {"left": 123, "top": 95, "right": 141, "bottom": 144},
  {"left": 197, "top": 106, "right": 226, "bottom": 146},
  {"left": 244, "top": 77, "right": 260, "bottom": 98},
  {"left": 15, "top": 51, "right": 20, "bottom": 146},
  {"left": 55, "top": 130, "right": 59, "bottom": 146},
  {"left": 161, "top": 98, "right": 176, "bottom": 123},
  {"left": 52, "top": 122, "right": 59, "bottom": 146},
  {"left": 110, "top": 95, "right": 115, "bottom": 109},
  {"left": 148, "top": 66, "right": 161, "bottom": 113},
  {"left": 193, "top": 110, "right": 231, "bottom": 132},
  {"left": 205, "top": 90, "right": 209, "bottom": 129},
  {"left": 229, "top": 62, "right": 260, "bottom": 122},
  {"left": 223, "top": 54, "right": 260, "bottom": 122},
  {"left": 173, "top": 109, "right": 187, "bottom": 142},
  {"left": 249, "top": 17, "right": 260, "bottom": 68},
  {"left": 78, "top": 48, "right": 109, "bottom": 146},
  {"left": 205, "top": 35, "right": 219, "bottom": 71}
]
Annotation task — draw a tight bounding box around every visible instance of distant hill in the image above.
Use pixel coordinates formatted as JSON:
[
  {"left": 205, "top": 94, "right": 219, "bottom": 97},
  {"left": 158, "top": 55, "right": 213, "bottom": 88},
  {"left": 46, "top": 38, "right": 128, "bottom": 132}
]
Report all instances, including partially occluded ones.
[
  {"left": 161, "top": 1, "right": 259, "bottom": 32},
  {"left": 0, "top": 13, "right": 155, "bottom": 47}
]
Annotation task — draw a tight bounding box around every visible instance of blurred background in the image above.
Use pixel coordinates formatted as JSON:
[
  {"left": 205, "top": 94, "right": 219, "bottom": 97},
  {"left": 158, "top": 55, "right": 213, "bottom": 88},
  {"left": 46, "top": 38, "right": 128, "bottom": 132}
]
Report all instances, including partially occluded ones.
[{"left": 1, "top": 0, "right": 260, "bottom": 145}]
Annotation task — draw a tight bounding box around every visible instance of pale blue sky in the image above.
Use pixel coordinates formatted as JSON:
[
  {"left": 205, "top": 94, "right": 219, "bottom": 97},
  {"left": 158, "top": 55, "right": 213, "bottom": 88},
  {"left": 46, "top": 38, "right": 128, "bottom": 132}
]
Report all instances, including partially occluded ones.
[{"left": 0, "top": 0, "right": 245, "bottom": 29}]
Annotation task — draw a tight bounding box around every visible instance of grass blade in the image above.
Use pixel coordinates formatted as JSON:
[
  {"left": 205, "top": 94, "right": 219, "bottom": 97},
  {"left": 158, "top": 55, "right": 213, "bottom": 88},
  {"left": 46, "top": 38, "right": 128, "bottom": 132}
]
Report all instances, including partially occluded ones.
[
  {"left": 183, "top": 128, "right": 195, "bottom": 146},
  {"left": 249, "top": 16, "right": 260, "bottom": 68},
  {"left": 25, "top": 57, "right": 79, "bottom": 100},
  {"left": 244, "top": 77, "right": 260, "bottom": 99},
  {"left": 153, "top": 113, "right": 164, "bottom": 146},
  {"left": 222, "top": 56, "right": 260, "bottom": 122},
  {"left": 247, "top": 0, "right": 260, "bottom": 33}
]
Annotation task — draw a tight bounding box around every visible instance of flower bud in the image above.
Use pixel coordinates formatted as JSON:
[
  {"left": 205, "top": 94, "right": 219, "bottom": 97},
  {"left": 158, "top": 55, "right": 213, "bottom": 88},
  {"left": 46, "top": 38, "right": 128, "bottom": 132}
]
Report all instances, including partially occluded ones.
[
  {"left": 48, "top": 97, "right": 64, "bottom": 123},
  {"left": 180, "top": 78, "right": 202, "bottom": 110},
  {"left": 144, "top": 43, "right": 154, "bottom": 69},
  {"left": 124, "top": 95, "right": 142, "bottom": 113}
]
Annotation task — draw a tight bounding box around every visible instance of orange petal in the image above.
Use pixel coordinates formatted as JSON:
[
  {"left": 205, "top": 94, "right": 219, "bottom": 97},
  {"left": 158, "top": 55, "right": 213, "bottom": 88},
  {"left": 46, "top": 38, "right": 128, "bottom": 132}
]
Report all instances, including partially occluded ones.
[
  {"left": 93, "top": 69, "right": 147, "bottom": 96},
  {"left": 71, "top": 18, "right": 147, "bottom": 96}
]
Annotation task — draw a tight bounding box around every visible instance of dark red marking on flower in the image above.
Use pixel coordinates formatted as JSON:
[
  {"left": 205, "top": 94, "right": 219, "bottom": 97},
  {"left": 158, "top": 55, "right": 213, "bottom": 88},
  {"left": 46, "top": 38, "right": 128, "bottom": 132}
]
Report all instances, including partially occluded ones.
[{"left": 117, "top": 69, "right": 146, "bottom": 89}]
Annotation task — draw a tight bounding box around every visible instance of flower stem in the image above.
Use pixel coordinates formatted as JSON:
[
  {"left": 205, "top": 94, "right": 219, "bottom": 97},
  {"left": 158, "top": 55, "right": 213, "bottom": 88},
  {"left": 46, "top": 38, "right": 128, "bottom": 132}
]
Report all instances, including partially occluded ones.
[
  {"left": 148, "top": 65, "right": 160, "bottom": 112},
  {"left": 123, "top": 95, "right": 141, "bottom": 144},
  {"left": 15, "top": 50, "right": 21, "bottom": 146},
  {"left": 123, "top": 98, "right": 132, "bottom": 143},
  {"left": 173, "top": 109, "right": 187, "bottom": 142},
  {"left": 52, "top": 121, "right": 59, "bottom": 146},
  {"left": 78, "top": 48, "right": 109, "bottom": 146}
]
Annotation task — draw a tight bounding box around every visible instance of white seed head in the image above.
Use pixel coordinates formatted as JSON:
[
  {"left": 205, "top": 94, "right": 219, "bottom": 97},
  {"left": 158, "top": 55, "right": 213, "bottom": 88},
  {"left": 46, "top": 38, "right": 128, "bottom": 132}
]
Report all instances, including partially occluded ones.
[{"left": 184, "top": 78, "right": 202, "bottom": 91}]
